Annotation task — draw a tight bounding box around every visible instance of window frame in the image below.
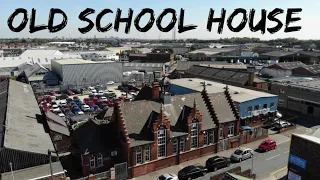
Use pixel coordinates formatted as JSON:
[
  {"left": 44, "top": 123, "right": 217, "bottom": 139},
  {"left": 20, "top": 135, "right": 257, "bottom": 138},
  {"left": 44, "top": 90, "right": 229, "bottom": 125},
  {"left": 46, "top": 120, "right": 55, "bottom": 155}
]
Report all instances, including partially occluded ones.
[
  {"left": 97, "top": 154, "right": 103, "bottom": 166},
  {"left": 90, "top": 156, "right": 95, "bottom": 168},
  {"left": 145, "top": 146, "right": 150, "bottom": 162},
  {"left": 190, "top": 122, "right": 199, "bottom": 148},
  {"left": 228, "top": 123, "right": 235, "bottom": 136},
  {"left": 204, "top": 131, "right": 209, "bottom": 145},
  {"left": 173, "top": 138, "right": 178, "bottom": 154},
  {"left": 179, "top": 137, "right": 185, "bottom": 152},
  {"left": 136, "top": 147, "right": 142, "bottom": 164},
  {"left": 157, "top": 128, "right": 167, "bottom": 158}
]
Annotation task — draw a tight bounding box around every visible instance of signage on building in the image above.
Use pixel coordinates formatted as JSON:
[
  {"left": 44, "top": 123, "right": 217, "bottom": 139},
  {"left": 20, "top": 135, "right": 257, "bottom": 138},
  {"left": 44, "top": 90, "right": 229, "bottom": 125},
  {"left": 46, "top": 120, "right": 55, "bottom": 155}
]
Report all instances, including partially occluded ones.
[
  {"left": 288, "top": 171, "right": 302, "bottom": 180},
  {"left": 289, "top": 154, "right": 307, "bottom": 169}
]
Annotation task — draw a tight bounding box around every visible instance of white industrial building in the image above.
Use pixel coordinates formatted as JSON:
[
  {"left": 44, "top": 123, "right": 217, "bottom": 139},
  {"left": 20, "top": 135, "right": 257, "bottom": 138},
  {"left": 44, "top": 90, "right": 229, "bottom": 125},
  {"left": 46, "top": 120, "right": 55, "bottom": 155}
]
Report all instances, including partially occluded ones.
[
  {"left": 51, "top": 59, "right": 123, "bottom": 86},
  {"left": 0, "top": 50, "right": 81, "bottom": 76},
  {"left": 65, "top": 51, "right": 119, "bottom": 61}
]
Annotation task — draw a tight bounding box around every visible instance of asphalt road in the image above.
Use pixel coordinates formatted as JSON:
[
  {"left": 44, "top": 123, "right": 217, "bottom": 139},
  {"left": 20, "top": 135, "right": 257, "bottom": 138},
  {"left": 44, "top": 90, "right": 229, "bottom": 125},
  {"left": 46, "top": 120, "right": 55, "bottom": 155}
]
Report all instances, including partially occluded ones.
[{"left": 197, "top": 141, "right": 291, "bottom": 180}]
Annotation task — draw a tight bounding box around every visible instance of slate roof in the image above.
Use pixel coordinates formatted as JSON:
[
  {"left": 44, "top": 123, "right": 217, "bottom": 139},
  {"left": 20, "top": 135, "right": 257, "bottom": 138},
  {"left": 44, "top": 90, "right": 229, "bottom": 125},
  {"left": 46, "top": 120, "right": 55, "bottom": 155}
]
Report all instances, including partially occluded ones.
[
  {"left": 212, "top": 70, "right": 236, "bottom": 81},
  {"left": 1, "top": 80, "right": 55, "bottom": 154},
  {"left": 0, "top": 81, "right": 9, "bottom": 148},
  {"left": 198, "top": 68, "right": 220, "bottom": 78},
  {"left": 47, "top": 121, "right": 70, "bottom": 136},
  {"left": 207, "top": 93, "right": 236, "bottom": 123},
  {"left": 72, "top": 120, "right": 120, "bottom": 153},
  {"left": 269, "top": 61, "right": 306, "bottom": 70},
  {"left": 24, "top": 63, "right": 48, "bottom": 77},
  {"left": 164, "top": 93, "right": 215, "bottom": 131},
  {"left": 120, "top": 100, "right": 160, "bottom": 147},
  {"left": 260, "top": 51, "right": 295, "bottom": 57},
  {"left": 299, "top": 65, "right": 320, "bottom": 74},
  {"left": 227, "top": 73, "right": 249, "bottom": 85}
]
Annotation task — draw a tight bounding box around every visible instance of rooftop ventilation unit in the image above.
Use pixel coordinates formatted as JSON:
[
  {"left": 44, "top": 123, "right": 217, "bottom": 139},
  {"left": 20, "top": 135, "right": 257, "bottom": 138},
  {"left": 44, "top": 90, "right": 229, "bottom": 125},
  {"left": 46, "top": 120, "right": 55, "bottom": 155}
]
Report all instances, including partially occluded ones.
[
  {"left": 188, "top": 79, "right": 193, "bottom": 81},
  {"left": 234, "top": 91, "right": 240, "bottom": 94},
  {"left": 207, "top": 83, "right": 212, "bottom": 86}
]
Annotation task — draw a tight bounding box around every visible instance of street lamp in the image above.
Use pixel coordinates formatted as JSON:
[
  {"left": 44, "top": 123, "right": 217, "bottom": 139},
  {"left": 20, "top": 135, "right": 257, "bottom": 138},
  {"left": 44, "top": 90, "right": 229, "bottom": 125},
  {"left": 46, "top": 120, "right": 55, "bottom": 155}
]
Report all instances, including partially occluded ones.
[
  {"left": 48, "top": 149, "right": 55, "bottom": 180},
  {"left": 9, "top": 162, "right": 14, "bottom": 180}
]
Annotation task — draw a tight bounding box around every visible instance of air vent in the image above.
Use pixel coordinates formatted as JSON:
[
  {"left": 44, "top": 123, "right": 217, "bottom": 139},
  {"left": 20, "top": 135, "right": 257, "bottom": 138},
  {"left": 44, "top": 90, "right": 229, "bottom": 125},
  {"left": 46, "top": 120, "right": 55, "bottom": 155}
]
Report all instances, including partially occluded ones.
[
  {"left": 207, "top": 83, "right": 212, "bottom": 86},
  {"left": 188, "top": 79, "right": 193, "bottom": 81},
  {"left": 234, "top": 91, "right": 240, "bottom": 94}
]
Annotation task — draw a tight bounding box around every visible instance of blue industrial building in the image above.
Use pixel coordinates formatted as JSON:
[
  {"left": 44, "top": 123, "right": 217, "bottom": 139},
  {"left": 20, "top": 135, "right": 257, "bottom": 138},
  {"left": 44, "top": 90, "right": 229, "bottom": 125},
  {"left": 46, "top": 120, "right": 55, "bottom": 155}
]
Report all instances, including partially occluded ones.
[{"left": 170, "top": 78, "right": 279, "bottom": 127}]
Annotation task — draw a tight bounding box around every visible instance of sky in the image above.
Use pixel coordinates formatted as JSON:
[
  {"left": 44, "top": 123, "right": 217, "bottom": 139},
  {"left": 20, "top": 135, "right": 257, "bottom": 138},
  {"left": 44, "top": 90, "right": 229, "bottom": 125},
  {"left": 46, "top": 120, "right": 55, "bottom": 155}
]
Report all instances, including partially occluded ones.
[{"left": 0, "top": 0, "right": 319, "bottom": 40}]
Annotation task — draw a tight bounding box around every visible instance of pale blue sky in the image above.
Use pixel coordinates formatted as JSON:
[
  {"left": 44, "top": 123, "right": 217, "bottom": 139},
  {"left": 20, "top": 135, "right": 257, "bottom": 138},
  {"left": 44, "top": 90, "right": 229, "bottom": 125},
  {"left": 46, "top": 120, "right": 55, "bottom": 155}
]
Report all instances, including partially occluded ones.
[{"left": 0, "top": 0, "right": 319, "bottom": 39}]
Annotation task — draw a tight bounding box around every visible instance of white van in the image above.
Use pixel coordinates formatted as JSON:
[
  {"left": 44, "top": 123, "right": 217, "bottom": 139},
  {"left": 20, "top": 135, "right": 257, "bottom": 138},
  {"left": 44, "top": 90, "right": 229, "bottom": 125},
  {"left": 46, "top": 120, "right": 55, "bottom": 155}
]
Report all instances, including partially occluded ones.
[{"left": 88, "top": 87, "right": 95, "bottom": 92}]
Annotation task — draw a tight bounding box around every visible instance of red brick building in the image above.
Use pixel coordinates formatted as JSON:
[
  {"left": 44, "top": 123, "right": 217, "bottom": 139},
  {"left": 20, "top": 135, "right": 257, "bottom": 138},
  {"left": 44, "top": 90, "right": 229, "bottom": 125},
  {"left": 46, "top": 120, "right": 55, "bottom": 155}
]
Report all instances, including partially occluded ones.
[
  {"left": 45, "top": 111, "right": 71, "bottom": 152},
  {"left": 113, "top": 84, "right": 241, "bottom": 178},
  {"left": 71, "top": 120, "right": 122, "bottom": 176}
]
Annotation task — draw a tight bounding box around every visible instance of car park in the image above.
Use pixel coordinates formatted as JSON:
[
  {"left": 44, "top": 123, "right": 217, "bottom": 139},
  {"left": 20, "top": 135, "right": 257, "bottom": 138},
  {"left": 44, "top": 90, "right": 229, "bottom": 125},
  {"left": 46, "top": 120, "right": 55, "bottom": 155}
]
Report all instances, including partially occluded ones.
[
  {"left": 157, "top": 173, "right": 178, "bottom": 180},
  {"left": 178, "top": 165, "right": 207, "bottom": 180},
  {"left": 230, "top": 148, "right": 253, "bottom": 162},
  {"left": 258, "top": 139, "right": 277, "bottom": 152},
  {"left": 205, "top": 156, "right": 231, "bottom": 172}
]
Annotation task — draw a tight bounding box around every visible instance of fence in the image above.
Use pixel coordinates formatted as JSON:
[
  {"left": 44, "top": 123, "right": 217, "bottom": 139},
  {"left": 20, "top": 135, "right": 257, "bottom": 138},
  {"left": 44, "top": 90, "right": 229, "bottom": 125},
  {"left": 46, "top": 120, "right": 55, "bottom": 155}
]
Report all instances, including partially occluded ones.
[
  {"left": 74, "top": 170, "right": 111, "bottom": 180},
  {"left": 252, "top": 126, "right": 268, "bottom": 139}
]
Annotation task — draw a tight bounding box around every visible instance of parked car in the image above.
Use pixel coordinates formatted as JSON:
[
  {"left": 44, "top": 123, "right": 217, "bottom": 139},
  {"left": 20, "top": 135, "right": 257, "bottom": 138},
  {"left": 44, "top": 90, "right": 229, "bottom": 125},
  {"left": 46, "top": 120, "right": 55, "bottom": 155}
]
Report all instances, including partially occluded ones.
[
  {"left": 52, "top": 104, "right": 60, "bottom": 112},
  {"left": 66, "top": 98, "right": 73, "bottom": 103},
  {"left": 274, "top": 121, "right": 291, "bottom": 129},
  {"left": 58, "top": 94, "right": 69, "bottom": 100},
  {"left": 84, "top": 97, "right": 90, "bottom": 103},
  {"left": 67, "top": 90, "right": 75, "bottom": 95},
  {"left": 98, "top": 90, "right": 104, "bottom": 96},
  {"left": 93, "top": 97, "right": 99, "bottom": 104},
  {"left": 70, "top": 88, "right": 82, "bottom": 94},
  {"left": 86, "top": 101, "right": 95, "bottom": 107},
  {"left": 73, "top": 107, "right": 84, "bottom": 115},
  {"left": 99, "top": 103, "right": 108, "bottom": 109},
  {"left": 258, "top": 139, "right": 277, "bottom": 152},
  {"left": 76, "top": 100, "right": 84, "bottom": 105},
  {"left": 178, "top": 165, "right": 207, "bottom": 180},
  {"left": 73, "top": 96, "right": 79, "bottom": 100},
  {"left": 92, "top": 105, "right": 100, "bottom": 111},
  {"left": 205, "top": 156, "right": 231, "bottom": 171},
  {"left": 58, "top": 113, "right": 65, "bottom": 118},
  {"left": 230, "top": 148, "right": 254, "bottom": 162},
  {"left": 70, "top": 102, "right": 77, "bottom": 107},
  {"left": 88, "top": 86, "right": 95, "bottom": 92},
  {"left": 107, "top": 81, "right": 115, "bottom": 85},
  {"left": 81, "top": 105, "right": 91, "bottom": 112},
  {"left": 100, "top": 96, "right": 107, "bottom": 101},
  {"left": 62, "top": 108, "right": 74, "bottom": 117},
  {"left": 59, "top": 102, "right": 67, "bottom": 107},
  {"left": 157, "top": 173, "right": 178, "bottom": 180}
]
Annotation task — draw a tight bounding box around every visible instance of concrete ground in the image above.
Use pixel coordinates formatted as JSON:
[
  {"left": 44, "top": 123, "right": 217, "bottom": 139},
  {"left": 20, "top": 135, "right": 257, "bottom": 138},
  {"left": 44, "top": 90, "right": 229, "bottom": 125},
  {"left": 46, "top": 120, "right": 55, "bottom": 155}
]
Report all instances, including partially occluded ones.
[{"left": 133, "top": 126, "right": 311, "bottom": 180}]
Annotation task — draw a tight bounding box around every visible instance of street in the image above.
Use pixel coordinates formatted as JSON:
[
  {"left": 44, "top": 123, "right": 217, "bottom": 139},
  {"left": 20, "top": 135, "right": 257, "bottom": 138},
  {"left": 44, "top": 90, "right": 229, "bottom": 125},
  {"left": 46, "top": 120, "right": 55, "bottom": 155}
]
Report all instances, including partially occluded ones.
[{"left": 134, "top": 126, "right": 311, "bottom": 180}]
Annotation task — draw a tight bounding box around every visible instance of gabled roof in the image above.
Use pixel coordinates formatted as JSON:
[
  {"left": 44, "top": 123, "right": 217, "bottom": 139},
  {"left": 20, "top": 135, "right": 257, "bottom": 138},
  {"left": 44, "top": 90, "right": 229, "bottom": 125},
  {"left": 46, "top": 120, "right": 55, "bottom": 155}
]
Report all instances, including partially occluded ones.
[
  {"left": 24, "top": 63, "right": 48, "bottom": 77},
  {"left": 47, "top": 121, "right": 70, "bottom": 136},
  {"left": 207, "top": 92, "right": 236, "bottom": 123},
  {"left": 261, "top": 51, "right": 295, "bottom": 57},
  {"left": 298, "top": 64, "right": 320, "bottom": 74},
  {"left": 72, "top": 120, "right": 120, "bottom": 153},
  {"left": 268, "top": 61, "right": 306, "bottom": 70},
  {"left": 1, "top": 80, "right": 55, "bottom": 154},
  {"left": 164, "top": 93, "right": 215, "bottom": 131},
  {"left": 20, "top": 50, "right": 64, "bottom": 57}
]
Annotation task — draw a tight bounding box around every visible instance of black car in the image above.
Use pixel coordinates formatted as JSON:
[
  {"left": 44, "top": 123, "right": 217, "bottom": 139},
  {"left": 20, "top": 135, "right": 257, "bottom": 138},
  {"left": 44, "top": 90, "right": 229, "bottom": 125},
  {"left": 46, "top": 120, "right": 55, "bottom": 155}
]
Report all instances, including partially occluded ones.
[
  {"left": 206, "top": 156, "right": 231, "bottom": 171},
  {"left": 70, "top": 88, "right": 82, "bottom": 94},
  {"left": 62, "top": 108, "right": 74, "bottom": 117},
  {"left": 178, "top": 165, "right": 207, "bottom": 180}
]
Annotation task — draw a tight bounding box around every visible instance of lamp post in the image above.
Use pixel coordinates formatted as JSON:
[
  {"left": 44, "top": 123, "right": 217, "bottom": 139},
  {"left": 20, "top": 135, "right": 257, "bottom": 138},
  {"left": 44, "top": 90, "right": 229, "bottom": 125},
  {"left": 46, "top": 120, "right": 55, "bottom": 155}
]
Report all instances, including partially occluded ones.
[
  {"left": 9, "top": 162, "right": 14, "bottom": 180},
  {"left": 48, "top": 149, "right": 54, "bottom": 180}
]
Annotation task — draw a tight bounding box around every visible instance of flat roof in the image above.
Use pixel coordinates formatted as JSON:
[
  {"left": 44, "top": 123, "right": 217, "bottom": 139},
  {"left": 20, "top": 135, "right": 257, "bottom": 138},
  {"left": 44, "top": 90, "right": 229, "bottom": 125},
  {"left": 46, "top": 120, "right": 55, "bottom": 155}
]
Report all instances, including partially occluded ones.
[
  {"left": 1, "top": 162, "right": 64, "bottom": 180},
  {"left": 55, "top": 59, "right": 98, "bottom": 65},
  {"left": 171, "top": 78, "right": 277, "bottom": 103},
  {"left": 293, "top": 133, "right": 320, "bottom": 145},
  {"left": 3, "top": 80, "right": 55, "bottom": 154}
]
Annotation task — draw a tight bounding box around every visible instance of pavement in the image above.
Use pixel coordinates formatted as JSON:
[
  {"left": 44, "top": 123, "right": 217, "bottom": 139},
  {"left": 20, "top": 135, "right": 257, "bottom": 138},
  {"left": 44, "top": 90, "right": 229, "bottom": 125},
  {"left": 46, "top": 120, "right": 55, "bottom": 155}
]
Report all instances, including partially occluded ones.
[{"left": 134, "top": 125, "right": 311, "bottom": 180}]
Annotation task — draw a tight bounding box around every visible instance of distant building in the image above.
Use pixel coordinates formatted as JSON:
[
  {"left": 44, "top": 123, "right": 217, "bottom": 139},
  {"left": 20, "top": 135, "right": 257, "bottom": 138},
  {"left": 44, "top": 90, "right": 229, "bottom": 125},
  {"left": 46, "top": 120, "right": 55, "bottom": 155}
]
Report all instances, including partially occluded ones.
[
  {"left": 270, "top": 77, "right": 320, "bottom": 117},
  {"left": 187, "top": 48, "right": 240, "bottom": 61},
  {"left": 260, "top": 61, "right": 305, "bottom": 78},
  {"left": 51, "top": 59, "right": 123, "bottom": 86}
]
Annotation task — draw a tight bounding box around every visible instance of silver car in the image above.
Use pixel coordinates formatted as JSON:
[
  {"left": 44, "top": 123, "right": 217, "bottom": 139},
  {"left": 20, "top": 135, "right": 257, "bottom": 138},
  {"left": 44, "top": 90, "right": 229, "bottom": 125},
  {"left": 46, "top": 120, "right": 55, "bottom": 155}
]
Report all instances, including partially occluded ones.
[{"left": 230, "top": 148, "right": 253, "bottom": 162}]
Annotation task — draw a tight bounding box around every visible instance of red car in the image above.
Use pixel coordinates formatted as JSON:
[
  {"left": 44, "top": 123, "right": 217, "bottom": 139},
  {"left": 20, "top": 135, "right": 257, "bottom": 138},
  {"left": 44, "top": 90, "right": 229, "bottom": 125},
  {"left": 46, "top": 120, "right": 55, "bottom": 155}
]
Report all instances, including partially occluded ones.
[
  {"left": 258, "top": 139, "right": 277, "bottom": 151},
  {"left": 67, "top": 90, "right": 75, "bottom": 95},
  {"left": 86, "top": 101, "right": 95, "bottom": 107}
]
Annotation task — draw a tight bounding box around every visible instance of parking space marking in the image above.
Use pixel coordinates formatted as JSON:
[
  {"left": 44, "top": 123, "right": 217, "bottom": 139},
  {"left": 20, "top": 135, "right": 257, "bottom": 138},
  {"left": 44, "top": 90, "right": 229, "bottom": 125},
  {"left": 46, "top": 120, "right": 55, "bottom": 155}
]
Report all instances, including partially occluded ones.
[{"left": 266, "top": 154, "right": 280, "bottom": 160}]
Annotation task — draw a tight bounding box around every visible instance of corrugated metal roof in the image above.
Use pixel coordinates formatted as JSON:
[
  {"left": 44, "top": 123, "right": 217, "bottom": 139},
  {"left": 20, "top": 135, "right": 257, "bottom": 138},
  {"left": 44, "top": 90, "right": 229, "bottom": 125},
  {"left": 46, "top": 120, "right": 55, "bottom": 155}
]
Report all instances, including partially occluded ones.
[{"left": 20, "top": 50, "right": 64, "bottom": 57}]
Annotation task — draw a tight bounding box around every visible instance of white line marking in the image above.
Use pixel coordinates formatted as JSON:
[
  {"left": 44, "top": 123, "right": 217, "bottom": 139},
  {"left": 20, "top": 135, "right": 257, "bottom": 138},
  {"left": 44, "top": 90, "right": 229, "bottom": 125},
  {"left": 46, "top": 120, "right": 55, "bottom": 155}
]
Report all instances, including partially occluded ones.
[
  {"left": 266, "top": 154, "right": 280, "bottom": 160},
  {"left": 284, "top": 151, "right": 289, "bottom": 153}
]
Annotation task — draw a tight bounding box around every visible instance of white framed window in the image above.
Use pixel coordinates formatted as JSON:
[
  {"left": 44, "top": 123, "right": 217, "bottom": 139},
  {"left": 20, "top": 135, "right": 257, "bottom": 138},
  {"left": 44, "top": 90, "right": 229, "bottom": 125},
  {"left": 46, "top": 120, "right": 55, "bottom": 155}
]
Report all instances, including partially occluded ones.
[
  {"left": 209, "top": 130, "right": 214, "bottom": 144},
  {"left": 179, "top": 137, "right": 185, "bottom": 152},
  {"left": 145, "top": 146, "right": 150, "bottom": 162},
  {"left": 173, "top": 138, "right": 178, "bottom": 154},
  {"left": 220, "top": 127, "right": 224, "bottom": 139},
  {"left": 90, "top": 156, "right": 95, "bottom": 168},
  {"left": 191, "top": 122, "right": 198, "bottom": 148},
  {"left": 204, "top": 131, "right": 209, "bottom": 145},
  {"left": 157, "top": 129, "right": 166, "bottom": 158},
  {"left": 228, "top": 123, "right": 235, "bottom": 136},
  {"left": 97, "top": 154, "right": 103, "bottom": 166},
  {"left": 136, "top": 147, "right": 142, "bottom": 164}
]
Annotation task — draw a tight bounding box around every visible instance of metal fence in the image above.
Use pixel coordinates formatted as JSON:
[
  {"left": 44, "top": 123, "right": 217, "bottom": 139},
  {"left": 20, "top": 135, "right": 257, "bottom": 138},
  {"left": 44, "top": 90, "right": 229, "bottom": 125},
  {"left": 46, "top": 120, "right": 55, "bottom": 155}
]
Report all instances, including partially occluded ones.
[
  {"left": 73, "top": 170, "right": 111, "bottom": 180},
  {"left": 252, "top": 127, "right": 268, "bottom": 138}
]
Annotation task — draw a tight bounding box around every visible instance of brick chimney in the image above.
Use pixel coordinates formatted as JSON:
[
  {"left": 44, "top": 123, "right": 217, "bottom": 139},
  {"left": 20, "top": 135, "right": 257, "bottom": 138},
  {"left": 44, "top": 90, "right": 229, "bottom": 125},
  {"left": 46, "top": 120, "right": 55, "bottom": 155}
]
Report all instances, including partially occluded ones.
[
  {"left": 248, "top": 72, "right": 254, "bottom": 86},
  {"left": 152, "top": 83, "right": 160, "bottom": 99}
]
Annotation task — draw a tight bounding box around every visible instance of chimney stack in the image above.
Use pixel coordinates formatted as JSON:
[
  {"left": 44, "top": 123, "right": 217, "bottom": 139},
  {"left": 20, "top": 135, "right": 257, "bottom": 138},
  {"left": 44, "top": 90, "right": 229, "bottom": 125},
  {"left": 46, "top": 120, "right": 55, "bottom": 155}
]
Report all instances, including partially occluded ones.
[{"left": 248, "top": 72, "right": 254, "bottom": 86}]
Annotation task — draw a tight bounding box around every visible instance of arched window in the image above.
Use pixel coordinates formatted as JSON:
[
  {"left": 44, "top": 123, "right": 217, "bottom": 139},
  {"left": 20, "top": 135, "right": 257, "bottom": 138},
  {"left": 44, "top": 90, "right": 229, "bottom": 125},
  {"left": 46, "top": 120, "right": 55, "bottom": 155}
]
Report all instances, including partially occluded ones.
[{"left": 157, "top": 127, "right": 166, "bottom": 158}]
